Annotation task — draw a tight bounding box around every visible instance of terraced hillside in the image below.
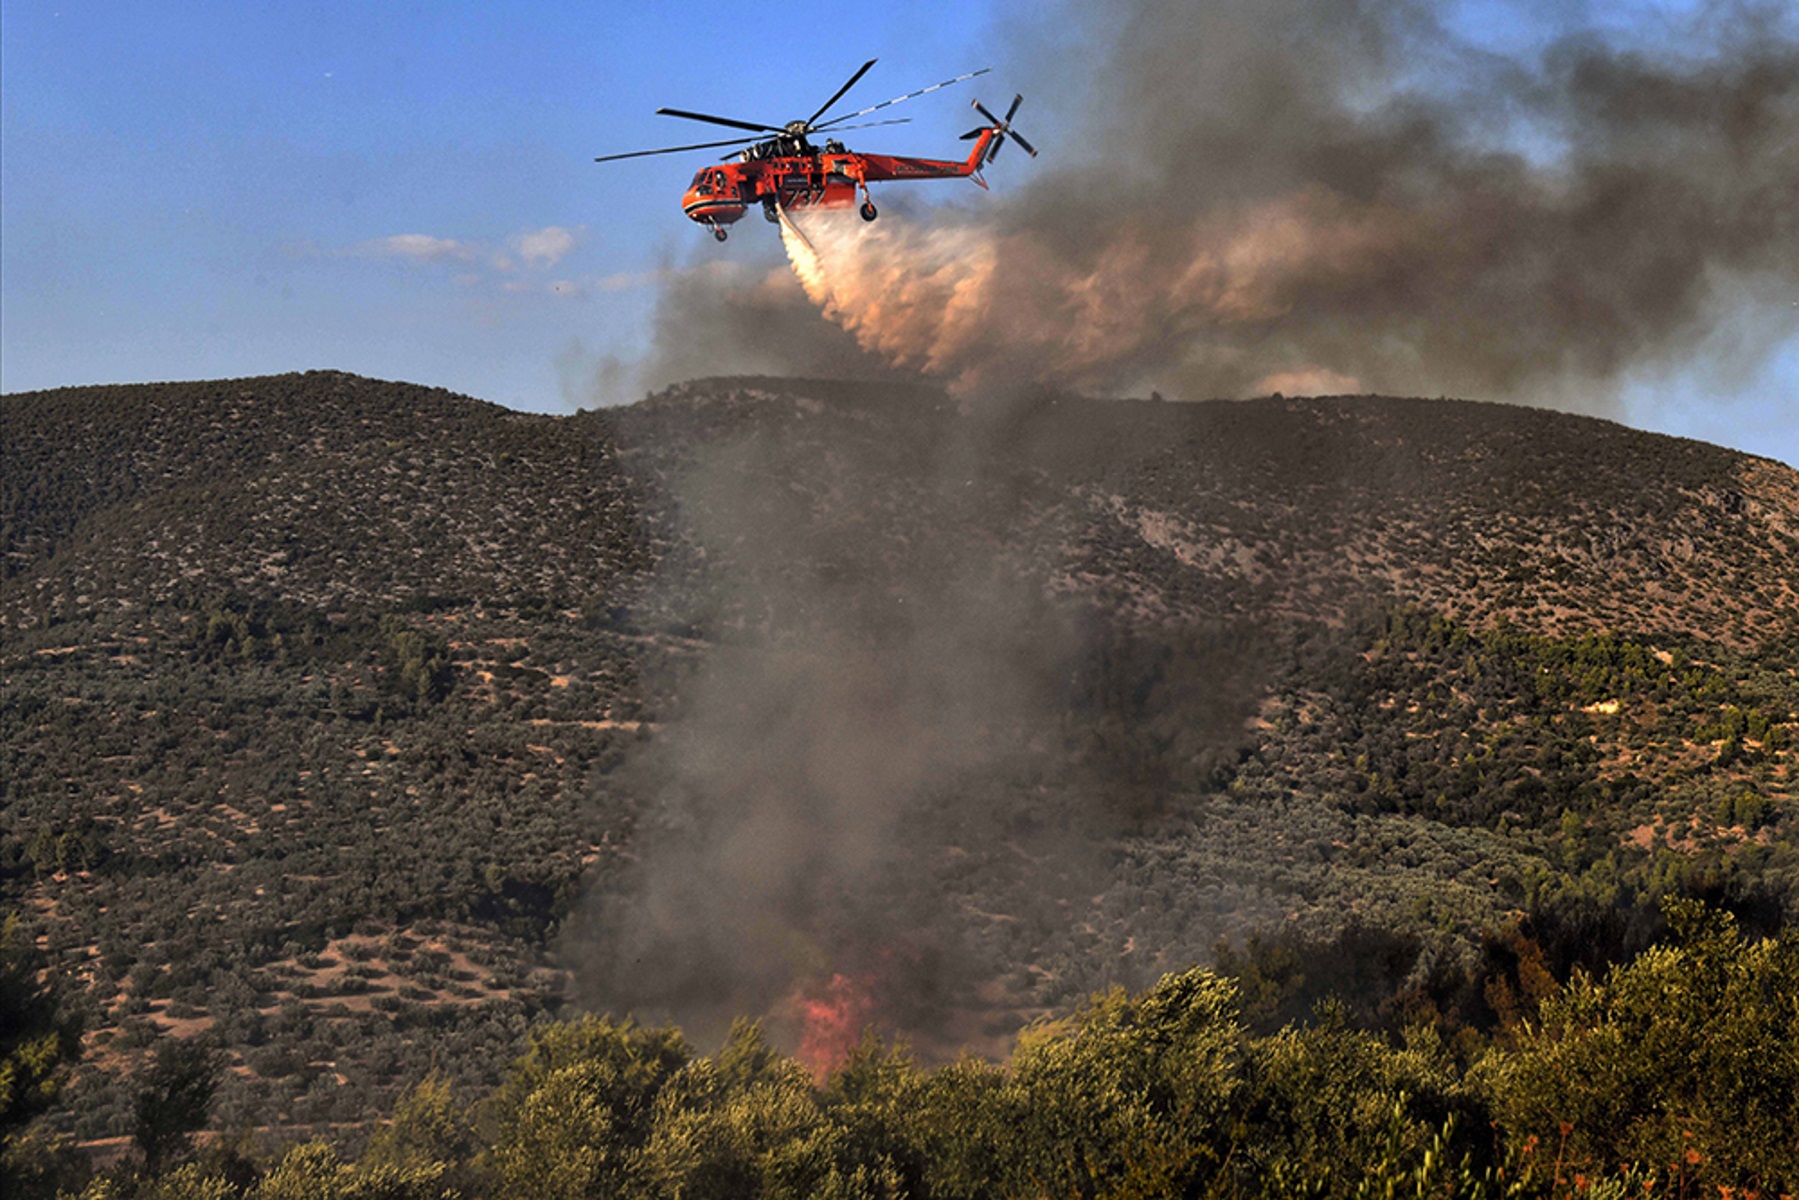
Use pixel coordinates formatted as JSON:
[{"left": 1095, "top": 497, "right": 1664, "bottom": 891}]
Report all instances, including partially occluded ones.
[{"left": 3, "top": 372, "right": 1794, "bottom": 1147}]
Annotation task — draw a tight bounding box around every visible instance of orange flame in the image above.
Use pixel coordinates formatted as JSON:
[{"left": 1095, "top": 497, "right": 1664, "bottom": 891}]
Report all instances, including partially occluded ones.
[{"left": 793, "top": 972, "right": 876, "bottom": 1081}]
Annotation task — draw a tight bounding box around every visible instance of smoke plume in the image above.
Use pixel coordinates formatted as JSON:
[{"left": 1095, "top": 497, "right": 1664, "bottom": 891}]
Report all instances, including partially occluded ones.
[
  {"left": 562, "top": 405, "right": 1106, "bottom": 1054},
  {"left": 559, "top": 0, "right": 1799, "bottom": 1058},
  {"left": 635, "top": 0, "right": 1799, "bottom": 407}
]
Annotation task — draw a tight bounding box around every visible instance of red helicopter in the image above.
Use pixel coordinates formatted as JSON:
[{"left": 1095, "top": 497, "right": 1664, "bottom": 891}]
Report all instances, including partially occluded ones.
[{"left": 595, "top": 59, "right": 1036, "bottom": 241}]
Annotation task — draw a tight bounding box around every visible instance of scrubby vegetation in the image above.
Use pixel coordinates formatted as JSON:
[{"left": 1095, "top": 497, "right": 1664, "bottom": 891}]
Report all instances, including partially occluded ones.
[
  {"left": 3, "top": 373, "right": 1796, "bottom": 1188},
  {"left": 9, "top": 901, "right": 1795, "bottom": 1198}
]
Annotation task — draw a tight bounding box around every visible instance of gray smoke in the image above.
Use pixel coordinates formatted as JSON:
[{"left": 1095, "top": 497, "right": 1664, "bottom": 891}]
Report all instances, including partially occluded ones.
[
  {"left": 610, "top": 0, "right": 1798, "bottom": 408},
  {"left": 561, "top": 399, "right": 1106, "bottom": 1056}
]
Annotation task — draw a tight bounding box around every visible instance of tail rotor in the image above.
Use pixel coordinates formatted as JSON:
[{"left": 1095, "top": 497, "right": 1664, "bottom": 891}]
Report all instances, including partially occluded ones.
[{"left": 962, "top": 93, "right": 1038, "bottom": 164}]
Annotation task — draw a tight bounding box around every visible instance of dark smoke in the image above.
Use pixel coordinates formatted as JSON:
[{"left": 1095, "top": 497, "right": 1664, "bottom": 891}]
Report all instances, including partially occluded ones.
[
  {"left": 638, "top": 261, "right": 896, "bottom": 389},
  {"left": 611, "top": 0, "right": 1798, "bottom": 408},
  {"left": 560, "top": 400, "right": 1114, "bottom": 1053},
  {"left": 1034, "top": 0, "right": 1799, "bottom": 403}
]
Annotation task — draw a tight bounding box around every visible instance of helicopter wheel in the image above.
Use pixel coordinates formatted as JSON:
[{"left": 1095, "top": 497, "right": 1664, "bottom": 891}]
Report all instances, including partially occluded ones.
[
  {"left": 859, "top": 201, "right": 878, "bottom": 222},
  {"left": 711, "top": 226, "right": 728, "bottom": 243}
]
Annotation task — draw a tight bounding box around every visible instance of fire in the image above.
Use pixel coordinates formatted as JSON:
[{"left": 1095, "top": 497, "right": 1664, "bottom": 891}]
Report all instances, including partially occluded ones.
[{"left": 793, "top": 972, "right": 876, "bottom": 1081}]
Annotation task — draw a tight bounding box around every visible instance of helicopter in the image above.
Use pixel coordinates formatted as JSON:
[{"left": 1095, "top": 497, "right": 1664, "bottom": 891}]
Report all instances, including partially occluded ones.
[{"left": 594, "top": 59, "right": 1036, "bottom": 242}]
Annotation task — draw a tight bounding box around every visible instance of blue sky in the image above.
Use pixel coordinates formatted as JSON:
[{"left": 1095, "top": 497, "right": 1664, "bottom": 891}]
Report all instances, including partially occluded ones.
[
  {"left": 3, "top": 1, "right": 1793, "bottom": 465},
  {"left": 0, "top": 1, "right": 998, "bottom": 408}
]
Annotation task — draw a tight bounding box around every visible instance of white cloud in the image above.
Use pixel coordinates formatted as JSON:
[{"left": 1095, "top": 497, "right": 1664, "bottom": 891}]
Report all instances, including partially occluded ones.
[
  {"left": 597, "top": 269, "right": 663, "bottom": 292},
  {"left": 338, "top": 226, "right": 589, "bottom": 300},
  {"left": 357, "top": 234, "right": 474, "bottom": 263},
  {"left": 511, "top": 225, "right": 581, "bottom": 268}
]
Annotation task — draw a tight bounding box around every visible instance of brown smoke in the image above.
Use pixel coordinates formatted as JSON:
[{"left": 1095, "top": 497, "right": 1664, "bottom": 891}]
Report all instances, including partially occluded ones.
[{"left": 640, "top": 0, "right": 1799, "bottom": 407}]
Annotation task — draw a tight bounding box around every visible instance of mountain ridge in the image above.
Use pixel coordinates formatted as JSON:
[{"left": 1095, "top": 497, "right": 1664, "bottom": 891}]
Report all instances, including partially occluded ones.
[{"left": 8, "top": 372, "right": 1792, "bottom": 644}]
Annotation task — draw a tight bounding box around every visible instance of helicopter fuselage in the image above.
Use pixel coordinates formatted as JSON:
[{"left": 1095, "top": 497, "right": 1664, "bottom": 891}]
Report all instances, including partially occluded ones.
[{"left": 680, "top": 130, "right": 997, "bottom": 233}]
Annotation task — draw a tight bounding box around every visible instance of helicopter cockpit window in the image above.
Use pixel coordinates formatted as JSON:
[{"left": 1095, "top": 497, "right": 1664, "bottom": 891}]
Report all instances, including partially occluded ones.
[{"left": 691, "top": 170, "right": 713, "bottom": 196}]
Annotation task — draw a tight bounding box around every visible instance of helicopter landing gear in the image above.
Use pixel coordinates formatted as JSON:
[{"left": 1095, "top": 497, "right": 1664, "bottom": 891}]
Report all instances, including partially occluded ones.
[
  {"left": 859, "top": 201, "right": 878, "bottom": 222},
  {"left": 711, "top": 226, "right": 728, "bottom": 243}
]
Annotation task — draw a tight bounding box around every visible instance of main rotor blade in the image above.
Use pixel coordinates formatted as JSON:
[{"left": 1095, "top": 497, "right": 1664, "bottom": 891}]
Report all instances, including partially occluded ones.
[
  {"left": 719, "top": 118, "right": 912, "bottom": 157},
  {"left": 816, "top": 118, "right": 911, "bottom": 133},
  {"left": 595, "top": 134, "right": 762, "bottom": 164},
  {"left": 808, "top": 58, "right": 878, "bottom": 127},
  {"left": 656, "top": 108, "right": 783, "bottom": 134},
  {"left": 815, "top": 67, "right": 990, "bottom": 130}
]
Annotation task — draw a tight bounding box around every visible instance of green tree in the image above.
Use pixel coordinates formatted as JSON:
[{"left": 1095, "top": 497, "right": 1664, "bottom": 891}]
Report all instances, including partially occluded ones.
[
  {"left": 481, "top": 1016, "right": 688, "bottom": 1200},
  {"left": 892, "top": 1057, "right": 1009, "bottom": 1200},
  {"left": 137, "top": 1162, "right": 237, "bottom": 1200},
  {"left": 636, "top": 1051, "right": 826, "bottom": 1200},
  {"left": 0, "top": 912, "right": 82, "bottom": 1195},
  {"left": 1000, "top": 967, "right": 1244, "bottom": 1199},
  {"left": 1231, "top": 1008, "right": 1470, "bottom": 1195},
  {"left": 1485, "top": 898, "right": 1799, "bottom": 1192},
  {"left": 255, "top": 1139, "right": 451, "bottom": 1200},
  {"left": 133, "top": 1037, "right": 222, "bottom": 1175},
  {"left": 362, "top": 1073, "right": 476, "bottom": 1183}
]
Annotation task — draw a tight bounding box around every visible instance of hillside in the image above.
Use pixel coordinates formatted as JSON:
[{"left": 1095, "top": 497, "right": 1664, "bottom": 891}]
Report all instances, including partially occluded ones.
[{"left": 2, "top": 372, "right": 1795, "bottom": 1147}]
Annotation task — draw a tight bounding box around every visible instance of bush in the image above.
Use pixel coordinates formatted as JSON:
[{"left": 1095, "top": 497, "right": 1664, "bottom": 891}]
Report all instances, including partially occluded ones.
[{"left": 1483, "top": 898, "right": 1799, "bottom": 1193}]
